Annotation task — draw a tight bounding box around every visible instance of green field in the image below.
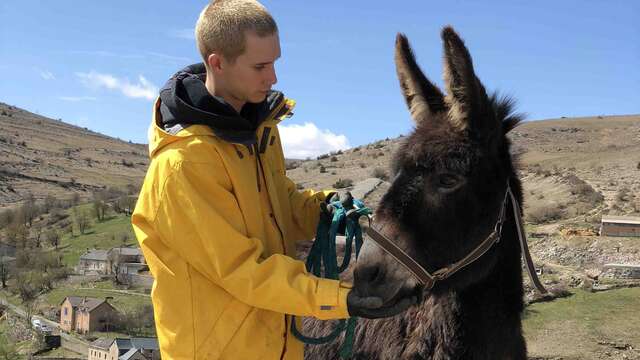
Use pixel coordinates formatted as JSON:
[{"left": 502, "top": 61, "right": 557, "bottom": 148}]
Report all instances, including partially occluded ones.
[
  {"left": 523, "top": 287, "right": 640, "bottom": 359},
  {"left": 44, "top": 286, "right": 151, "bottom": 314},
  {"left": 58, "top": 204, "right": 137, "bottom": 267}
]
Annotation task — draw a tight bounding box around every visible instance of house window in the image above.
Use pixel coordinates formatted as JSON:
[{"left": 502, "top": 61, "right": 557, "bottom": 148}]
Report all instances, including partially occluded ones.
[{"left": 64, "top": 308, "right": 68, "bottom": 315}]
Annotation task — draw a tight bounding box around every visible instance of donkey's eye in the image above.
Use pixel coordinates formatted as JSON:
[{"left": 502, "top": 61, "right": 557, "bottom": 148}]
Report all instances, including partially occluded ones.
[{"left": 438, "top": 174, "right": 460, "bottom": 189}]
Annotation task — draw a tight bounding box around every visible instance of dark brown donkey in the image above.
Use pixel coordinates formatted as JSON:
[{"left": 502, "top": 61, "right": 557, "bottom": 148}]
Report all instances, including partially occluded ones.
[{"left": 303, "top": 26, "right": 528, "bottom": 359}]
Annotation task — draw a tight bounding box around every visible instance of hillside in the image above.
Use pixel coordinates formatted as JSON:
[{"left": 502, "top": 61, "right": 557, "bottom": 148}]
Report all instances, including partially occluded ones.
[
  {"left": 0, "top": 102, "right": 149, "bottom": 209},
  {"left": 1, "top": 104, "right": 639, "bottom": 359}
]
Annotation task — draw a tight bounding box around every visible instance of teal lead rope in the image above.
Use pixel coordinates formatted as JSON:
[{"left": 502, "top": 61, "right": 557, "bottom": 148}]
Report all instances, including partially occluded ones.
[{"left": 291, "top": 198, "right": 372, "bottom": 359}]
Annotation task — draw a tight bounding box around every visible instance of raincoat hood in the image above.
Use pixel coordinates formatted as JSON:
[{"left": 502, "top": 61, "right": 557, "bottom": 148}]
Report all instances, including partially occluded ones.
[{"left": 148, "top": 62, "right": 289, "bottom": 158}]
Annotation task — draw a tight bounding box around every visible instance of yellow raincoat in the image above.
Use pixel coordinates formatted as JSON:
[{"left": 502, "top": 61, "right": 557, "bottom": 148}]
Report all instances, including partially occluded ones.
[{"left": 132, "top": 96, "right": 351, "bottom": 360}]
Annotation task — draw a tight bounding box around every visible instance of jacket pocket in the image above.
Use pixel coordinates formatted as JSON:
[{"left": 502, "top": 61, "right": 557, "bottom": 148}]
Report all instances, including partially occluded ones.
[{"left": 196, "top": 298, "right": 251, "bottom": 359}]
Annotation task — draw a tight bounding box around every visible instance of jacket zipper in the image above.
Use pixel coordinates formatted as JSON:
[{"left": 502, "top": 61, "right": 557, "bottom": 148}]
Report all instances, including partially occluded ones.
[{"left": 254, "top": 99, "right": 291, "bottom": 358}]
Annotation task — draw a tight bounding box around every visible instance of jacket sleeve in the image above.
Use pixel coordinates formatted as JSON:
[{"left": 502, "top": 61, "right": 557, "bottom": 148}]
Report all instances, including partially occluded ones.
[
  {"left": 283, "top": 175, "right": 334, "bottom": 242},
  {"left": 150, "top": 159, "right": 350, "bottom": 320}
]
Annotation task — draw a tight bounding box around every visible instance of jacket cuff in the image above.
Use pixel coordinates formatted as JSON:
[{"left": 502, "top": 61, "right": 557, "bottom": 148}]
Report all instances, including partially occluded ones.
[{"left": 314, "top": 279, "right": 351, "bottom": 320}]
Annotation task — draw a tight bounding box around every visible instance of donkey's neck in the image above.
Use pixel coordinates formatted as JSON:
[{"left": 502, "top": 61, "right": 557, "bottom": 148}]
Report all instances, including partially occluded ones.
[{"left": 411, "top": 218, "right": 527, "bottom": 359}]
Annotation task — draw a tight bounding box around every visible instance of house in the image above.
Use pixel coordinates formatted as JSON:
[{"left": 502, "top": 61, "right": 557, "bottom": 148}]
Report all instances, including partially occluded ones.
[
  {"left": 108, "top": 247, "right": 147, "bottom": 275},
  {"left": 88, "top": 337, "right": 113, "bottom": 360},
  {"left": 113, "top": 338, "right": 160, "bottom": 360},
  {"left": 108, "top": 247, "right": 145, "bottom": 265},
  {"left": 59, "top": 296, "right": 119, "bottom": 334},
  {"left": 600, "top": 215, "right": 640, "bottom": 237},
  {"left": 78, "top": 249, "right": 110, "bottom": 274},
  {"left": 119, "top": 348, "right": 148, "bottom": 360},
  {"left": 89, "top": 337, "right": 161, "bottom": 360}
]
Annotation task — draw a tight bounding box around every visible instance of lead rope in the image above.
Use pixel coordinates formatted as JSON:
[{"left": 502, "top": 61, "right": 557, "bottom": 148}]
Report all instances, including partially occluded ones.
[{"left": 291, "top": 198, "right": 372, "bottom": 359}]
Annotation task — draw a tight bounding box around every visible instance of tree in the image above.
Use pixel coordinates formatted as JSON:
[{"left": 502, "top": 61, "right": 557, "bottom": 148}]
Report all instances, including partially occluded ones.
[
  {"left": 71, "top": 192, "right": 80, "bottom": 207},
  {"left": 43, "top": 194, "right": 58, "bottom": 213},
  {"left": 5, "top": 222, "right": 27, "bottom": 248},
  {"left": 76, "top": 210, "right": 90, "bottom": 234},
  {"left": 21, "top": 193, "right": 38, "bottom": 227},
  {"left": 92, "top": 192, "right": 109, "bottom": 221},
  {"left": 0, "top": 257, "right": 10, "bottom": 288},
  {"left": 33, "top": 223, "right": 43, "bottom": 247},
  {"left": 46, "top": 229, "right": 60, "bottom": 249}
]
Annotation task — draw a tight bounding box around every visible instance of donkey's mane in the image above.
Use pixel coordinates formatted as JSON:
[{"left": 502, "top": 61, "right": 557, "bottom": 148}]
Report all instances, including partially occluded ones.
[{"left": 489, "top": 92, "right": 525, "bottom": 133}]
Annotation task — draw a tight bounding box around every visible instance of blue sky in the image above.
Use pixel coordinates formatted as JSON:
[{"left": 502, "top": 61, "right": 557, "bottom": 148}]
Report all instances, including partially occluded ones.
[{"left": 1, "top": 1, "right": 638, "bottom": 158}]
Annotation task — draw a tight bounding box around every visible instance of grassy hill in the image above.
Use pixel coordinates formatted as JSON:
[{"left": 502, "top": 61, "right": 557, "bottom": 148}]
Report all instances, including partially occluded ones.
[{"left": 0, "top": 102, "right": 148, "bottom": 210}]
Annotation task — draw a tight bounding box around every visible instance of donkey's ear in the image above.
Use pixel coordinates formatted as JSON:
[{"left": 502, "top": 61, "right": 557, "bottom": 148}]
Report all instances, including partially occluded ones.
[
  {"left": 395, "top": 33, "right": 445, "bottom": 124},
  {"left": 441, "top": 26, "right": 491, "bottom": 133}
]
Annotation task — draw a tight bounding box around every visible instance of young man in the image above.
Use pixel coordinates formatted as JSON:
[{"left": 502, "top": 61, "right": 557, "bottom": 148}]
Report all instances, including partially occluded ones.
[{"left": 132, "top": 1, "right": 415, "bottom": 359}]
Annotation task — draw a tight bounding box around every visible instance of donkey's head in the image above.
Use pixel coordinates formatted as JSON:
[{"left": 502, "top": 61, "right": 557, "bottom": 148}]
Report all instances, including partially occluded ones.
[{"left": 353, "top": 27, "right": 524, "bottom": 306}]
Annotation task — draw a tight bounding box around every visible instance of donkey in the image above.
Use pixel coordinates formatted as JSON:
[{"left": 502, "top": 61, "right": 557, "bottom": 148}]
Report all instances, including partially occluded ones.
[{"left": 303, "top": 26, "right": 527, "bottom": 359}]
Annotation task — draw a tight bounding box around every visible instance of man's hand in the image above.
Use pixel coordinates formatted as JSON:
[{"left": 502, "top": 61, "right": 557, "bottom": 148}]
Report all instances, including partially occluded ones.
[
  {"left": 320, "top": 192, "right": 354, "bottom": 235},
  {"left": 346, "top": 290, "right": 418, "bottom": 319}
]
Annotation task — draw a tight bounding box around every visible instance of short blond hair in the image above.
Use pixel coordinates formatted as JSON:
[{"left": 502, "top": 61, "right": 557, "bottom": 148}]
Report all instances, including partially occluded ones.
[{"left": 195, "top": 0, "right": 278, "bottom": 65}]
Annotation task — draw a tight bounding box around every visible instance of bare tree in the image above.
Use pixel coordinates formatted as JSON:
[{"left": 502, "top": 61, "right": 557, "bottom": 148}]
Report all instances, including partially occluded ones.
[
  {"left": 0, "top": 257, "right": 10, "bottom": 288},
  {"left": 33, "top": 223, "right": 43, "bottom": 248},
  {"left": 71, "top": 192, "right": 80, "bottom": 207},
  {"left": 22, "top": 193, "right": 38, "bottom": 227},
  {"left": 92, "top": 192, "right": 109, "bottom": 222},
  {"left": 5, "top": 222, "right": 28, "bottom": 248},
  {"left": 46, "top": 229, "right": 60, "bottom": 250},
  {"left": 76, "top": 210, "right": 90, "bottom": 235},
  {"left": 43, "top": 194, "right": 58, "bottom": 213}
]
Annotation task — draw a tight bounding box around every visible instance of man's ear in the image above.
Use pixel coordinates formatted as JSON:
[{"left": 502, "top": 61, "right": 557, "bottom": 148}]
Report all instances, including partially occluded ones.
[{"left": 208, "top": 53, "right": 223, "bottom": 73}]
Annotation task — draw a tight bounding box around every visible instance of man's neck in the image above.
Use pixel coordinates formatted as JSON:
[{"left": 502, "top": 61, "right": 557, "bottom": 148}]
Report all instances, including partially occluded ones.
[{"left": 205, "top": 74, "right": 245, "bottom": 113}]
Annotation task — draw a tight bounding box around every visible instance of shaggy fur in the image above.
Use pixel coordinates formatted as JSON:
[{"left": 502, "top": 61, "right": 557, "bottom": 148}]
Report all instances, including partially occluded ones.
[{"left": 303, "top": 27, "right": 527, "bottom": 360}]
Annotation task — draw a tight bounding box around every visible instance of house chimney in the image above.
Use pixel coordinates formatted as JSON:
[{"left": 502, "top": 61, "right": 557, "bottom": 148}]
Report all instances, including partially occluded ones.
[{"left": 105, "top": 296, "right": 113, "bottom": 303}]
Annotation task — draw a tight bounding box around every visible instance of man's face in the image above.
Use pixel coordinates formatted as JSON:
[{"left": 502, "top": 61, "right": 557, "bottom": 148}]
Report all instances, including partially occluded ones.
[{"left": 219, "top": 31, "right": 280, "bottom": 105}]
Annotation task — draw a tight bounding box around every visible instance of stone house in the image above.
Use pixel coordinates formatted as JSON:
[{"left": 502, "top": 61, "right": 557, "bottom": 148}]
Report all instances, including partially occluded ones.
[
  {"left": 59, "top": 296, "right": 119, "bottom": 334},
  {"left": 88, "top": 337, "right": 160, "bottom": 360},
  {"left": 600, "top": 215, "right": 640, "bottom": 237},
  {"left": 78, "top": 247, "right": 147, "bottom": 276},
  {"left": 78, "top": 249, "right": 110, "bottom": 275},
  {"left": 88, "top": 337, "right": 113, "bottom": 360}
]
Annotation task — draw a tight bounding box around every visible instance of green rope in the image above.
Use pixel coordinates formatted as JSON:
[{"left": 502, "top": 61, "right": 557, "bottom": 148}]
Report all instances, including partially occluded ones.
[{"left": 291, "top": 198, "right": 372, "bottom": 359}]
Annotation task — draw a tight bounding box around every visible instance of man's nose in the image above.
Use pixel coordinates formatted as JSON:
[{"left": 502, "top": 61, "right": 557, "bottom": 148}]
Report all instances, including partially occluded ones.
[{"left": 267, "top": 66, "right": 277, "bottom": 86}]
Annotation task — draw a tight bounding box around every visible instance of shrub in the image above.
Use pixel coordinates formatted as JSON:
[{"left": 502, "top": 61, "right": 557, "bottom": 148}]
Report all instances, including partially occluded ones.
[
  {"left": 526, "top": 206, "right": 562, "bottom": 224},
  {"left": 317, "top": 153, "right": 330, "bottom": 160},
  {"left": 333, "top": 178, "right": 353, "bottom": 189},
  {"left": 319, "top": 165, "right": 327, "bottom": 173},
  {"left": 285, "top": 161, "right": 299, "bottom": 170},
  {"left": 372, "top": 167, "right": 388, "bottom": 181},
  {"left": 330, "top": 156, "right": 338, "bottom": 162},
  {"left": 359, "top": 162, "right": 367, "bottom": 169}
]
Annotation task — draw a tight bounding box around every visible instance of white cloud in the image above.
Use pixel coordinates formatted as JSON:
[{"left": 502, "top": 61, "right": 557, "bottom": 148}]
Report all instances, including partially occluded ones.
[
  {"left": 278, "top": 122, "right": 350, "bottom": 159},
  {"left": 39, "top": 70, "right": 55, "bottom": 80},
  {"left": 76, "top": 71, "right": 158, "bottom": 101},
  {"left": 58, "top": 96, "right": 97, "bottom": 102},
  {"left": 169, "top": 28, "right": 195, "bottom": 40}
]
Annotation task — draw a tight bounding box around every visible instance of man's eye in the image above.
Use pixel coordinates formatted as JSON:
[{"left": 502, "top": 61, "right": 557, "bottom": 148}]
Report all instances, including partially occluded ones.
[{"left": 254, "top": 65, "right": 265, "bottom": 70}]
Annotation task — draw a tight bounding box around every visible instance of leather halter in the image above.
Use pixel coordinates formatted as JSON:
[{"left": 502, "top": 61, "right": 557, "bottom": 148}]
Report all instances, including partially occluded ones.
[{"left": 363, "top": 181, "right": 548, "bottom": 294}]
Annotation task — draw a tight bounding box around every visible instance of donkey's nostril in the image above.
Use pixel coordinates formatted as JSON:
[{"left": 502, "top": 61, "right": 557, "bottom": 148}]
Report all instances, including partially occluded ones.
[{"left": 355, "top": 265, "right": 383, "bottom": 286}]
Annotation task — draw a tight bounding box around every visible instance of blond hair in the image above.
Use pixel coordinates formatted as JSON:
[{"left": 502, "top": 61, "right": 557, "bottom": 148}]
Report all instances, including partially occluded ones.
[{"left": 195, "top": 0, "right": 278, "bottom": 65}]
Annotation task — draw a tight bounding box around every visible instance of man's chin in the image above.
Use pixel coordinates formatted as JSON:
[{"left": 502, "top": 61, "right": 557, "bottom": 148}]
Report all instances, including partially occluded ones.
[{"left": 249, "top": 93, "right": 268, "bottom": 103}]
